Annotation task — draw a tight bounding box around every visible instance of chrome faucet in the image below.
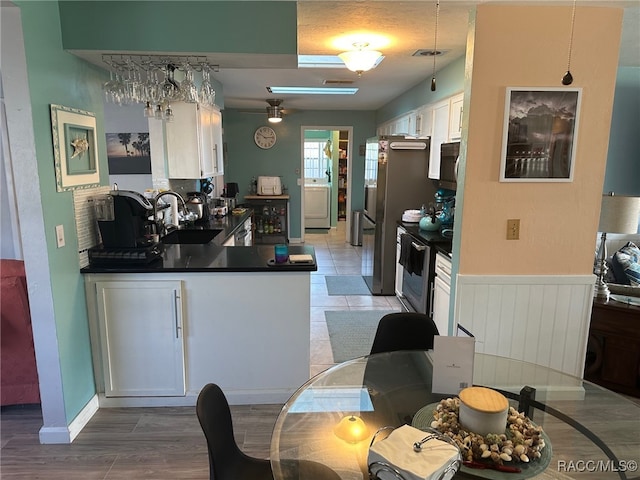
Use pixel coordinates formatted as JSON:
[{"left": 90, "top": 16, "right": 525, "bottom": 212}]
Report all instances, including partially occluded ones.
[{"left": 154, "top": 191, "right": 188, "bottom": 234}]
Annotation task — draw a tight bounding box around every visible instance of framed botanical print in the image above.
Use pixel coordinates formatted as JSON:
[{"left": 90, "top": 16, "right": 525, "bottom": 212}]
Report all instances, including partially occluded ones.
[
  {"left": 500, "top": 87, "right": 582, "bottom": 182},
  {"left": 51, "top": 104, "right": 100, "bottom": 191}
]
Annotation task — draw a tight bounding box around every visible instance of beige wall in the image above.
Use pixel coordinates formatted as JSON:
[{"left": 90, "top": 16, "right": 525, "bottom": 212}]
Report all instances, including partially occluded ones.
[{"left": 458, "top": 5, "right": 623, "bottom": 275}]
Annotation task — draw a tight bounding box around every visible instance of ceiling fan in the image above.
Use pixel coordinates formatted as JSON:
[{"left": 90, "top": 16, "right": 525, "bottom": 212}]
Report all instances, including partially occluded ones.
[{"left": 238, "top": 99, "right": 294, "bottom": 123}]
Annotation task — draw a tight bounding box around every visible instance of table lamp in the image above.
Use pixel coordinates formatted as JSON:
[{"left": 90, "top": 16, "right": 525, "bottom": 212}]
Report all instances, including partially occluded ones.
[{"left": 594, "top": 193, "right": 640, "bottom": 301}]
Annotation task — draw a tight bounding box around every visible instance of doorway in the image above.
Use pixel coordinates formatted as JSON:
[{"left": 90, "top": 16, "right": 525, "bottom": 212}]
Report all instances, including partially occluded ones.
[{"left": 301, "top": 126, "right": 352, "bottom": 243}]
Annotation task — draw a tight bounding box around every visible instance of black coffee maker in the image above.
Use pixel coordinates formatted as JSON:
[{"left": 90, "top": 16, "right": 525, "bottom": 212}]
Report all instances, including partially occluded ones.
[{"left": 94, "top": 190, "right": 154, "bottom": 248}]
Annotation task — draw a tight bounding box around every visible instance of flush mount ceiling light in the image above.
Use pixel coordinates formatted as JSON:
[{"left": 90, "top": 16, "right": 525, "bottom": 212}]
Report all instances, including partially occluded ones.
[
  {"left": 267, "top": 86, "right": 359, "bottom": 95},
  {"left": 338, "top": 42, "right": 383, "bottom": 76},
  {"left": 266, "top": 99, "right": 283, "bottom": 123}
]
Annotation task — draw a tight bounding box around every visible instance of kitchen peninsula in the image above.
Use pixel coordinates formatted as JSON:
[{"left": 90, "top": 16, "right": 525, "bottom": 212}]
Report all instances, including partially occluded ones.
[{"left": 81, "top": 211, "right": 316, "bottom": 407}]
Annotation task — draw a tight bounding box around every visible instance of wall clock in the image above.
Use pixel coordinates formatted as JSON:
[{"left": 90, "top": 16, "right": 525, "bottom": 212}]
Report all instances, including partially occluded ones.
[{"left": 254, "top": 126, "right": 277, "bottom": 149}]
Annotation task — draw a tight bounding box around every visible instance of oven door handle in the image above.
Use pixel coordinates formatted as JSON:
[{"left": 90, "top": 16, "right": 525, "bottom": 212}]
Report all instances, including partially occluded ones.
[{"left": 411, "top": 241, "right": 427, "bottom": 251}]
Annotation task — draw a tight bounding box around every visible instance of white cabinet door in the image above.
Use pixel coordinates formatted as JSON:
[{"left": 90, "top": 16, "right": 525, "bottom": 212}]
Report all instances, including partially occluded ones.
[
  {"left": 166, "top": 103, "right": 223, "bottom": 178},
  {"left": 415, "top": 105, "right": 433, "bottom": 138},
  {"left": 96, "top": 280, "right": 186, "bottom": 397},
  {"left": 448, "top": 93, "right": 464, "bottom": 141},
  {"left": 428, "top": 100, "right": 450, "bottom": 180},
  {"left": 432, "top": 253, "right": 452, "bottom": 336}
]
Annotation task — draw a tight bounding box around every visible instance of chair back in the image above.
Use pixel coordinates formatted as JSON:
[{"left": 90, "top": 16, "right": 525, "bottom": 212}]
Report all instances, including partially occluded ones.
[
  {"left": 196, "top": 383, "right": 246, "bottom": 479},
  {"left": 369, "top": 312, "right": 439, "bottom": 355}
]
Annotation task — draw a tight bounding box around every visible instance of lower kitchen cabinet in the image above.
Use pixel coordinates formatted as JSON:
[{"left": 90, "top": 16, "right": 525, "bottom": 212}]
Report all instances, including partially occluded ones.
[
  {"left": 95, "top": 280, "right": 186, "bottom": 397},
  {"left": 432, "top": 252, "right": 452, "bottom": 336}
]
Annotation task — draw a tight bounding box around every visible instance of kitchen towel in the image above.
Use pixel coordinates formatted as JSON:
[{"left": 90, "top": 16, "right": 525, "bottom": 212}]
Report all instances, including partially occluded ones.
[{"left": 399, "top": 234, "right": 424, "bottom": 276}]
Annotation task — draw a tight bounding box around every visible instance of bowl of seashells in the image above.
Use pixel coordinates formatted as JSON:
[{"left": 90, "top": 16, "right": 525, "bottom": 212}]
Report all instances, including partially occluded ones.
[{"left": 412, "top": 397, "right": 552, "bottom": 479}]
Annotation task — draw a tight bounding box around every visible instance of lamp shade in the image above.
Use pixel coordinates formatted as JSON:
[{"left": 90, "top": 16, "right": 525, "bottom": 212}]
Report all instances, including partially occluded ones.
[
  {"left": 334, "top": 415, "right": 368, "bottom": 443},
  {"left": 338, "top": 50, "right": 382, "bottom": 74},
  {"left": 598, "top": 194, "right": 640, "bottom": 234}
]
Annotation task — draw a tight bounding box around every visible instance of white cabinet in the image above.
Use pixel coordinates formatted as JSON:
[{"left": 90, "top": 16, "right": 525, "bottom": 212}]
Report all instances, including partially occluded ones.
[
  {"left": 95, "top": 280, "right": 186, "bottom": 397},
  {"left": 428, "top": 100, "right": 451, "bottom": 180},
  {"left": 448, "top": 93, "right": 464, "bottom": 141},
  {"left": 165, "top": 103, "right": 223, "bottom": 178},
  {"left": 432, "top": 253, "right": 452, "bottom": 336},
  {"left": 415, "top": 105, "right": 433, "bottom": 138}
]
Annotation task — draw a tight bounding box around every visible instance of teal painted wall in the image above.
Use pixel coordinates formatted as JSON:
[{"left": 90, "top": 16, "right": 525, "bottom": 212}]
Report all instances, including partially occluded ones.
[
  {"left": 377, "top": 56, "right": 466, "bottom": 123},
  {"left": 604, "top": 67, "right": 640, "bottom": 196},
  {"left": 18, "top": 1, "right": 105, "bottom": 423},
  {"left": 223, "top": 110, "right": 376, "bottom": 238},
  {"left": 58, "top": 1, "right": 297, "bottom": 55}
]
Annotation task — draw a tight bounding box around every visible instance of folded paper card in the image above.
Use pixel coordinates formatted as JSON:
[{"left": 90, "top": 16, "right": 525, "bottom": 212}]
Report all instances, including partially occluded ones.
[
  {"left": 431, "top": 336, "right": 475, "bottom": 395},
  {"left": 368, "top": 424, "right": 460, "bottom": 480}
]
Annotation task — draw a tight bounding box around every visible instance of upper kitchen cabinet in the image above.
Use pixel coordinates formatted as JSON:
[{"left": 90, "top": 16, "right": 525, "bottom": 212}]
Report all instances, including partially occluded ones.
[
  {"left": 428, "top": 99, "right": 451, "bottom": 180},
  {"left": 166, "top": 103, "right": 224, "bottom": 179},
  {"left": 448, "top": 93, "right": 464, "bottom": 141}
]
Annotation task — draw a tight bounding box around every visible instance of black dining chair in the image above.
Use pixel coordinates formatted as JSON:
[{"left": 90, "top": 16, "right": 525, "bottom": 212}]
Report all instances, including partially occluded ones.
[
  {"left": 196, "top": 383, "right": 273, "bottom": 480},
  {"left": 196, "top": 383, "right": 342, "bottom": 480},
  {"left": 369, "top": 312, "right": 440, "bottom": 355}
]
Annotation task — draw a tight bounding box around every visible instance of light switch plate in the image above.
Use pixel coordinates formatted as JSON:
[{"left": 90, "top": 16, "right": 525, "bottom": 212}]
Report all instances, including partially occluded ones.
[
  {"left": 506, "top": 219, "right": 520, "bottom": 240},
  {"left": 55, "top": 224, "right": 65, "bottom": 248}
]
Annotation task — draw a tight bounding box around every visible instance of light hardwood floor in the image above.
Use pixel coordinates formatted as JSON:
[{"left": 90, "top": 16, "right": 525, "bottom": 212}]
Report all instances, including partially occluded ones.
[{"left": 1, "top": 222, "right": 402, "bottom": 479}]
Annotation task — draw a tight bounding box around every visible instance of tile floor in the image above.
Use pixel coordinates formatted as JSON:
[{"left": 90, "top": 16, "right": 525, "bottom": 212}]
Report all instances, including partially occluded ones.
[{"left": 305, "top": 222, "right": 402, "bottom": 377}]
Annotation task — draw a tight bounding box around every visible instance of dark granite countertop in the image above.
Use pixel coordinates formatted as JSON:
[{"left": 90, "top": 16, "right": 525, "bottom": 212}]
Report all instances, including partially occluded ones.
[
  {"left": 81, "top": 210, "right": 317, "bottom": 273},
  {"left": 397, "top": 221, "right": 453, "bottom": 256}
]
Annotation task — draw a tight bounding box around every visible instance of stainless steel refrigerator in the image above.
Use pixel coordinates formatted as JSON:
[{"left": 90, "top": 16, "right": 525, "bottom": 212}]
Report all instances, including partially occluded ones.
[{"left": 362, "top": 136, "right": 437, "bottom": 295}]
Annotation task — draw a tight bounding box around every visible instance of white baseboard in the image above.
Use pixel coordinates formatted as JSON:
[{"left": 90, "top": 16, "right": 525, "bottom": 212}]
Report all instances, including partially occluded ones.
[
  {"left": 39, "top": 394, "right": 99, "bottom": 444},
  {"left": 96, "top": 389, "right": 291, "bottom": 408}
]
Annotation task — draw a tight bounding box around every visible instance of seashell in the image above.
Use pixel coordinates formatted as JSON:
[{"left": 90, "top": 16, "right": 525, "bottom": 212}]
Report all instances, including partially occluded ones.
[
  {"left": 479, "top": 444, "right": 488, "bottom": 451},
  {"left": 499, "top": 453, "right": 512, "bottom": 462},
  {"left": 481, "top": 449, "right": 492, "bottom": 459},
  {"left": 430, "top": 420, "right": 439, "bottom": 428},
  {"left": 514, "top": 444, "right": 526, "bottom": 455},
  {"left": 490, "top": 452, "right": 501, "bottom": 463},
  {"left": 520, "top": 454, "right": 530, "bottom": 463},
  {"left": 502, "top": 447, "right": 513, "bottom": 456},
  {"left": 490, "top": 444, "right": 499, "bottom": 452}
]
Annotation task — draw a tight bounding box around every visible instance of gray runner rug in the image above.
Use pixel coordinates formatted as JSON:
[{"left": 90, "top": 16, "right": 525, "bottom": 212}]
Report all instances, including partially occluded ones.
[
  {"left": 325, "top": 275, "right": 371, "bottom": 295},
  {"left": 325, "top": 310, "right": 396, "bottom": 362}
]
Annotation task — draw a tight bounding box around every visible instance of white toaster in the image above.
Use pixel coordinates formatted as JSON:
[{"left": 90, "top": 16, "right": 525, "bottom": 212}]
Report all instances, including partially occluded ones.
[{"left": 257, "top": 176, "right": 282, "bottom": 195}]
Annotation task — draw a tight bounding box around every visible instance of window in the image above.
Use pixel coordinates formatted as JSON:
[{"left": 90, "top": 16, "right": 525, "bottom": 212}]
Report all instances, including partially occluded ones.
[{"left": 304, "top": 141, "right": 329, "bottom": 180}]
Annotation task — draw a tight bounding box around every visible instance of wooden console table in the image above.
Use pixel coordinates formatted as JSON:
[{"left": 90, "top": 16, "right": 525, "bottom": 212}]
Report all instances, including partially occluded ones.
[{"left": 585, "top": 297, "right": 640, "bottom": 397}]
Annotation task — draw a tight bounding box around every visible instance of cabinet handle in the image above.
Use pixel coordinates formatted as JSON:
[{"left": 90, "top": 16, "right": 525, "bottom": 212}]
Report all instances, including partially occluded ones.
[
  {"left": 411, "top": 241, "right": 427, "bottom": 251},
  {"left": 174, "top": 290, "right": 182, "bottom": 338},
  {"left": 213, "top": 144, "right": 218, "bottom": 173}
]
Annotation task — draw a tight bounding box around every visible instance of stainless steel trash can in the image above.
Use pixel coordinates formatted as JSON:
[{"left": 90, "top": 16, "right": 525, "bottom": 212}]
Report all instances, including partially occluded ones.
[{"left": 351, "top": 210, "right": 363, "bottom": 246}]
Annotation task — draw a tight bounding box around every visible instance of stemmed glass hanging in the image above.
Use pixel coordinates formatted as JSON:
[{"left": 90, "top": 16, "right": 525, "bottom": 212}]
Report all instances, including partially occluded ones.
[
  {"left": 181, "top": 63, "right": 199, "bottom": 103},
  {"left": 162, "top": 63, "right": 180, "bottom": 102},
  {"left": 199, "top": 64, "right": 216, "bottom": 106}
]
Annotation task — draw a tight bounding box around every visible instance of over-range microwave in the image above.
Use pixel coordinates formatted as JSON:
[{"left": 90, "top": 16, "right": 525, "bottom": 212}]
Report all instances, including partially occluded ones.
[{"left": 439, "top": 142, "right": 460, "bottom": 191}]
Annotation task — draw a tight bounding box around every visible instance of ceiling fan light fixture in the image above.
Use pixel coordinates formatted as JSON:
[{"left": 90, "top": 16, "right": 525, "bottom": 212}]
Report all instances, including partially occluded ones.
[
  {"left": 338, "top": 42, "right": 383, "bottom": 76},
  {"left": 266, "top": 99, "right": 284, "bottom": 123}
]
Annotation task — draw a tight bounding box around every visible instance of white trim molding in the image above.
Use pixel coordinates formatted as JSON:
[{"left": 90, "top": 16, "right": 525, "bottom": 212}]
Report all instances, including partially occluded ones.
[
  {"left": 39, "top": 395, "right": 99, "bottom": 444},
  {"left": 455, "top": 274, "right": 595, "bottom": 378}
]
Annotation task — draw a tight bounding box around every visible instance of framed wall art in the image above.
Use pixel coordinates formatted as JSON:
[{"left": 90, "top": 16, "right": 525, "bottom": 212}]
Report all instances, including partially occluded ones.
[
  {"left": 106, "top": 132, "right": 151, "bottom": 174},
  {"left": 500, "top": 87, "right": 582, "bottom": 182},
  {"left": 51, "top": 104, "right": 100, "bottom": 191}
]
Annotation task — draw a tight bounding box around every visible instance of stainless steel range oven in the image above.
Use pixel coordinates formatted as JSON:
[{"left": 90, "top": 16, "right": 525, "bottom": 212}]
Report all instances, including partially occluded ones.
[{"left": 398, "top": 233, "right": 435, "bottom": 316}]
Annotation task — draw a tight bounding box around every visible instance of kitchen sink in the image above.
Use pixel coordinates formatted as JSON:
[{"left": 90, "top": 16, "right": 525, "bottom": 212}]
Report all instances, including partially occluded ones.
[{"left": 161, "top": 229, "right": 223, "bottom": 245}]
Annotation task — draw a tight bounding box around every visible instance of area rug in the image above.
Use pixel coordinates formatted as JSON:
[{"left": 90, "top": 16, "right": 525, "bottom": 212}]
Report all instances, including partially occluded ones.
[
  {"left": 325, "top": 310, "right": 396, "bottom": 362},
  {"left": 325, "top": 275, "right": 371, "bottom": 295}
]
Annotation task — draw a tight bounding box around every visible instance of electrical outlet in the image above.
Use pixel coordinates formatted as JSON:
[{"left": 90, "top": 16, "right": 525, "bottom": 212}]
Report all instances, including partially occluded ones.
[
  {"left": 55, "top": 224, "right": 65, "bottom": 248},
  {"left": 506, "top": 219, "right": 520, "bottom": 240}
]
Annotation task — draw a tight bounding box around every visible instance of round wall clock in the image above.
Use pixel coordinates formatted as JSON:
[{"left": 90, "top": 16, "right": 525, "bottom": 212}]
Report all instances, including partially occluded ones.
[{"left": 254, "top": 126, "right": 277, "bottom": 149}]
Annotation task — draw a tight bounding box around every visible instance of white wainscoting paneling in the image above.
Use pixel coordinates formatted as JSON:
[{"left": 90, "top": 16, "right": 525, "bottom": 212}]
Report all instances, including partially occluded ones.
[{"left": 455, "top": 275, "right": 595, "bottom": 378}]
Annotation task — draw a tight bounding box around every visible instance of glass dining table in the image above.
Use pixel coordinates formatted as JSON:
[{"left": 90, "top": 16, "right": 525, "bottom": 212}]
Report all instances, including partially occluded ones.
[{"left": 270, "top": 351, "right": 640, "bottom": 480}]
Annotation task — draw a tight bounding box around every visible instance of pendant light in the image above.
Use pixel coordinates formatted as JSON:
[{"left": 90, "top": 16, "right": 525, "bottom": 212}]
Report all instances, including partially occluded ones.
[
  {"left": 266, "top": 99, "right": 284, "bottom": 123},
  {"left": 562, "top": 0, "right": 577, "bottom": 85},
  {"left": 431, "top": 0, "right": 440, "bottom": 91}
]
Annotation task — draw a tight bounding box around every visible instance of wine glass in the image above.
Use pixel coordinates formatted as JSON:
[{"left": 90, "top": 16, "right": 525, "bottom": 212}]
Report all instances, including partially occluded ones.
[
  {"left": 199, "top": 64, "right": 216, "bottom": 106},
  {"left": 162, "top": 63, "right": 180, "bottom": 101},
  {"left": 181, "top": 63, "right": 198, "bottom": 103}
]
